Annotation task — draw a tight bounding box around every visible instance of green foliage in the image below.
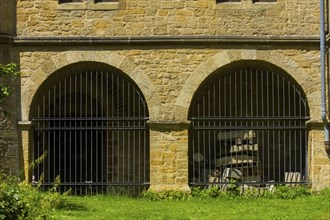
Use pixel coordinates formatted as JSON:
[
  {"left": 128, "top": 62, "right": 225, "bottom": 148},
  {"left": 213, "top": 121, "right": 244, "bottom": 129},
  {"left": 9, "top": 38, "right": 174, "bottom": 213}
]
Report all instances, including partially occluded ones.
[
  {"left": 0, "top": 63, "right": 20, "bottom": 78},
  {"left": 0, "top": 152, "right": 67, "bottom": 220},
  {"left": 140, "top": 190, "right": 190, "bottom": 201},
  {"left": 0, "top": 176, "right": 26, "bottom": 220},
  {"left": 191, "top": 180, "right": 240, "bottom": 199},
  {"left": 267, "top": 185, "right": 311, "bottom": 199},
  {"left": 0, "top": 63, "right": 20, "bottom": 115},
  {"left": 0, "top": 173, "right": 67, "bottom": 220},
  {"left": 53, "top": 193, "right": 330, "bottom": 220},
  {"left": 191, "top": 184, "right": 311, "bottom": 200},
  {"left": 319, "top": 186, "right": 330, "bottom": 197},
  {"left": 226, "top": 179, "right": 240, "bottom": 197},
  {"left": 29, "top": 151, "right": 48, "bottom": 171}
]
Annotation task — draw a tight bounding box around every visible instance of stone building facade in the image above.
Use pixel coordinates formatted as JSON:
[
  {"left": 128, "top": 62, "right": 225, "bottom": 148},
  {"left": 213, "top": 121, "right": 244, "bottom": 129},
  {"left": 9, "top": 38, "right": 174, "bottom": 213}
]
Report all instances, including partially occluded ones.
[{"left": 0, "top": 0, "right": 329, "bottom": 192}]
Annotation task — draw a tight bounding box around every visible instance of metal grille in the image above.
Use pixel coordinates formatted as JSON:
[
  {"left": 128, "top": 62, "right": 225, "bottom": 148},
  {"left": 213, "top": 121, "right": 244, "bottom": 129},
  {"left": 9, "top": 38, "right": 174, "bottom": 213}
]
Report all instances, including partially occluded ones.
[
  {"left": 31, "top": 69, "right": 149, "bottom": 195},
  {"left": 189, "top": 67, "right": 309, "bottom": 188}
]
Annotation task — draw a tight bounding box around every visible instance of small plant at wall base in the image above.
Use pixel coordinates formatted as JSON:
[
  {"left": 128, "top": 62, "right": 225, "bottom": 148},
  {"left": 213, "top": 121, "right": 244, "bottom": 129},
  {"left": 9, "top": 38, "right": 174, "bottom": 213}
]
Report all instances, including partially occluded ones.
[
  {"left": 0, "top": 152, "right": 67, "bottom": 219},
  {"left": 0, "top": 173, "right": 67, "bottom": 220},
  {"left": 0, "top": 63, "right": 20, "bottom": 115}
]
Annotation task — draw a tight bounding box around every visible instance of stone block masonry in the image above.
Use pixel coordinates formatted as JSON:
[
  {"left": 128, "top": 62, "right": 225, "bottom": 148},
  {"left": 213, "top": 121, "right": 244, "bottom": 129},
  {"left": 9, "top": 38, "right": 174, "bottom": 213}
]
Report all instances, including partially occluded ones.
[
  {"left": 16, "top": 0, "right": 320, "bottom": 37},
  {"left": 0, "top": 0, "right": 329, "bottom": 192}
]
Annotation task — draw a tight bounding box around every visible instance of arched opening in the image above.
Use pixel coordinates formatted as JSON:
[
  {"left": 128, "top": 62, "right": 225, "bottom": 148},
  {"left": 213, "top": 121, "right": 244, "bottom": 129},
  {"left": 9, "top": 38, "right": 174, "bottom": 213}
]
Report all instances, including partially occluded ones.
[
  {"left": 188, "top": 61, "right": 309, "bottom": 188},
  {"left": 30, "top": 63, "right": 149, "bottom": 195}
]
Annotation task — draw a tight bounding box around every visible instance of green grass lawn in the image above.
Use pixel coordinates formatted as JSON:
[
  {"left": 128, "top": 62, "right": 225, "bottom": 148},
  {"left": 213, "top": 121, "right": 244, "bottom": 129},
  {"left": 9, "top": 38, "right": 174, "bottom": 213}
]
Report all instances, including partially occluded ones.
[{"left": 53, "top": 194, "right": 330, "bottom": 220}]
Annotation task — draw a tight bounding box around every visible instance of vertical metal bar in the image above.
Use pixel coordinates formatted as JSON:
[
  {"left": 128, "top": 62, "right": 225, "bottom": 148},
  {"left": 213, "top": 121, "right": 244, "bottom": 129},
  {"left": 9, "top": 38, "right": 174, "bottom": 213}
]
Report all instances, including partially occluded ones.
[
  {"left": 266, "top": 71, "right": 271, "bottom": 182},
  {"left": 250, "top": 69, "right": 254, "bottom": 181},
  {"left": 304, "top": 95, "right": 308, "bottom": 182},
  {"left": 63, "top": 78, "right": 66, "bottom": 184},
  {"left": 74, "top": 74, "right": 77, "bottom": 184},
  {"left": 288, "top": 81, "right": 292, "bottom": 175},
  {"left": 143, "top": 125, "right": 147, "bottom": 184},
  {"left": 106, "top": 71, "right": 109, "bottom": 185},
  {"left": 101, "top": 71, "right": 104, "bottom": 184},
  {"left": 277, "top": 75, "right": 281, "bottom": 181},
  {"left": 122, "top": 78, "right": 125, "bottom": 182},
  {"left": 85, "top": 71, "right": 88, "bottom": 184},
  {"left": 212, "top": 83, "right": 216, "bottom": 174},
  {"left": 69, "top": 76, "right": 72, "bottom": 184},
  {"left": 80, "top": 73, "right": 83, "bottom": 183},
  {"left": 117, "top": 76, "right": 120, "bottom": 183},
  {"left": 96, "top": 71, "right": 99, "bottom": 184},
  {"left": 271, "top": 71, "right": 276, "bottom": 181},
  {"left": 282, "top": 77, "right": 286, "bottom": 179},
  {"left": 207, "top": 87, "right": 211, "bottom": 179},
  {"left": 111, "top": 73, "right": 115, "bottom": 184},
  {"left": 293, "top": 85, "right": 297, "bottom": 174},
  {"left": 304, "top": 129, "right": 308, "bottom": 182},
  {"left": 128, "top": 84, "right": 131, "bottom": 183},
  {"left": 133, "top": 83, "right": 136, "bottom": 184},
  {"left": 53, "top": 84, "right": 56, "bottom": 182},
  {"left": 90, "top": 70, "right": 93, "bottom": 182},
  {"left": 58, "top": 81, "right": 61, "bottom": 182}
]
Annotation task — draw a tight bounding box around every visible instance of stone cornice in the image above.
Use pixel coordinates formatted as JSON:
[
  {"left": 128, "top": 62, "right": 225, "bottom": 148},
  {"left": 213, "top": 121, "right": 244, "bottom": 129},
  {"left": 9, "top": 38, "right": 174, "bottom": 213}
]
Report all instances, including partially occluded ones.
[
  {"left": 306, "top": 120, "right": 326, "bottom": 130},
  {"left": 13, "top": 35, "right": 320, "bottom": 47},
  {"left": 0, "top": 34, "right": 13, "bottom": 45},
  {"left": 148, "top": 120, "right": 191, "bottom": 131}
]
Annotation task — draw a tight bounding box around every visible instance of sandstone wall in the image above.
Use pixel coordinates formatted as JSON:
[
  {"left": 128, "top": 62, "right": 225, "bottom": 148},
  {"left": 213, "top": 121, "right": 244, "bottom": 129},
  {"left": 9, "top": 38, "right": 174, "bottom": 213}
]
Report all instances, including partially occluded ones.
[
  {"left": 16, "top": 0, "right": 320, "bottom": 37},
  {"left": 0, "top": 45, "right": 20, "bottom": 176},
  {"left": 0, "top": 0, "right": 16, "bottom": 35},
  {"left": 17, "top": 46, "right": 330, "bottom": 190},
  {"left": 308, "top": 127, "right": 330, "bottom": 191},
  {"left": 18, "top": 48, "right": 321, "bottom": 122},
  {"left": 5, "top": 0, "right": 329, "bottom": 191}
]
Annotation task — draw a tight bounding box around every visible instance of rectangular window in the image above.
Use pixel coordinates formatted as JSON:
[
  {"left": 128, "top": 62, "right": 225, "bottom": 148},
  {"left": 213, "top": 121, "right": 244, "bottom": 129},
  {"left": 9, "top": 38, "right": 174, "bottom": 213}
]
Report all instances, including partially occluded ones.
[
  {"left": 217, "top": 0, "right": 240, "bottom": 2},
  {"left": 59, "top": 0, "right": 82, "bottom": 3},
  {"left": 253, "top": 0, "right": 277, "bottom": 2},
  {"left": 95, "top": 0, "right": 118, "bottom": 2}
]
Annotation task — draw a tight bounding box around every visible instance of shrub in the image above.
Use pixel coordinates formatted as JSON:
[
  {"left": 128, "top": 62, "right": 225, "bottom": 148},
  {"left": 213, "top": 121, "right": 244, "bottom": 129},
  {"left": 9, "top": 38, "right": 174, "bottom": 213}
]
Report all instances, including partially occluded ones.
[
  {"left": 191, "top": 183, "right": 312, "bottom": 200},
  {"left": 270, "top": 185, "right": 311, "bottom": 199},
  {"left": 319, "top": 187, "right": 330, "bottom": 197},
  {"left": 0, "top": 174, "right": 67, "bottom": 220},
  {"left": 141, "top": 190, "right": 190, "bottom": 201},
  {"left": 0, "top": 177, "right": 26, "bottom": 220}
]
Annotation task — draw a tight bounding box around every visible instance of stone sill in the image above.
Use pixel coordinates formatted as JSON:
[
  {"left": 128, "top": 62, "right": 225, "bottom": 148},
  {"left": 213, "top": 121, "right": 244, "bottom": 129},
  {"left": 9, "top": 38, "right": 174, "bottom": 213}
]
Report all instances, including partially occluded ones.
[
  {"left": 13, "top": 36, "right": 320, "bottom": 47},
  {"left": 56, "top": 2, "right": 121, "bottom": 11},
  {"left": 148, "top": 121, "right": 191, "bottom": 131},
  {"left": 216, "top": 0, "right": 283, "bottom": 10}
]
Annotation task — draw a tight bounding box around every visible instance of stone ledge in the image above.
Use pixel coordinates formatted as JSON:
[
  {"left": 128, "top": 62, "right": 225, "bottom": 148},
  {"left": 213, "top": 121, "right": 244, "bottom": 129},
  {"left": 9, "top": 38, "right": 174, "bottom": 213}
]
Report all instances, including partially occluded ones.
[
  {"left": 0, "top": 34, "right": 14, "bottom": 45},
  {"left": 216, "top": 0, "right": 283, "bottom": 10},
  {"left": 148, "top": 120, "right": 191, "bottom": 131},
  {"left": 56, "top": 2, "right": 121, "bottom": 11},
  {"left": 306, "top": 120, "right": 328, "bottom": 129},
  {"left": 17, "top": 121, "right": 32, "bottom": 131},
  {"left": 148, "top": 184, "right": 191, "bottom": 193},
  {"left": 13, "top": 35, "right": 320, "bottom": 47}
]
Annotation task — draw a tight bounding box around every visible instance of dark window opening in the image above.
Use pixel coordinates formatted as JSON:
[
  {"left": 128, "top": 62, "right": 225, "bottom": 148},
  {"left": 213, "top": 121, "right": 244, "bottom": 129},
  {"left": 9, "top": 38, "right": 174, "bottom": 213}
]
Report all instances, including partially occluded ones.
[
  {"left": 217, "top": 0, "right": 241, "bottom": 3},
  {"left": 253, "top": 0, "right": 277, "bottom": 2},
  {"left": 59, "top": 0, "right": 83, "bottom": 3},
  {"left": 95, "top": 0, "right": 118, "bottom": 2},
  {"left": 31, "top": 68, "right": 150, "bottom": 195},
  {"left": 189, "top": 66, "right": 309, "bottom": 189}
]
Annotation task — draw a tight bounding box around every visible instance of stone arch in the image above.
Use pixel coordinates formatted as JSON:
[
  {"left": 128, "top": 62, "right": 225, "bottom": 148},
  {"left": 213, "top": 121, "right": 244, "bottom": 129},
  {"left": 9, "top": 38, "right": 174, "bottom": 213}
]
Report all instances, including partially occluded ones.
[
  {"left": 21, "top": 51, "right": 160, "bottom": 121},
  {"left": 176, "top": 50, "right": 317, "bottom": 120},
  {"left": 27, "top": 61, "right": 151, "bottom": 194}
]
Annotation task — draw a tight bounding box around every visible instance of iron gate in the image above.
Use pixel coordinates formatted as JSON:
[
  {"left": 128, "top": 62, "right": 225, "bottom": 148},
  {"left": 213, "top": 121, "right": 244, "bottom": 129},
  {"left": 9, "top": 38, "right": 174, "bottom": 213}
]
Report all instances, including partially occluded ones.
[
  {"left": 189, "top": 66, "right": 309, "bottom": 188},
  {"left": 31, "top": 68, "right": 149, "bottom": 195}
]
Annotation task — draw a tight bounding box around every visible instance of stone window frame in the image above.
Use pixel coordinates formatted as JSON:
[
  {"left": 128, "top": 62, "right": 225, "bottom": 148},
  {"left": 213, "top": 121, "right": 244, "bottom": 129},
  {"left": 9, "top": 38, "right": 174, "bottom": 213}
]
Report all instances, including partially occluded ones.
[
  {"left": 57, "top": 0, "right": 126, "bottom": 11},
  {"left": 216, "top": 0, "right": 282, "bottom": 10}
]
